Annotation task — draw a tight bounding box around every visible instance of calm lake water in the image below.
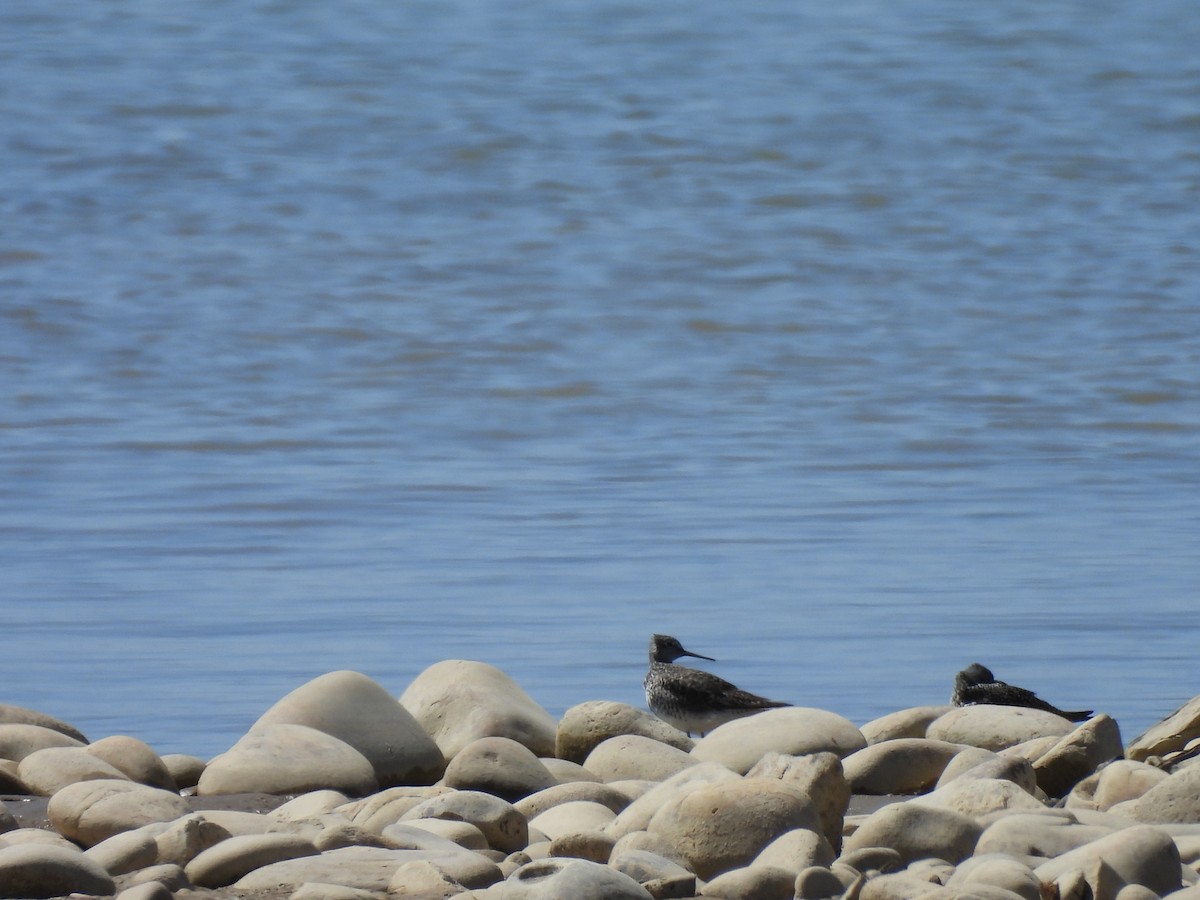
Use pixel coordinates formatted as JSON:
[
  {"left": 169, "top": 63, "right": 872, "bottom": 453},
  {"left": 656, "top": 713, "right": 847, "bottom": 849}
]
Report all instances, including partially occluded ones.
[{"left": 2, "top": 1, "right": 1197, "bottom": 759}]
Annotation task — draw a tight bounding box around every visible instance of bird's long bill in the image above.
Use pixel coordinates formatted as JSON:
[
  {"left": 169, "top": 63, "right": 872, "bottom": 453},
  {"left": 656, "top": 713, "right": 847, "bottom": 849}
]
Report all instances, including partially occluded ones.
[{"left": 679, "top": 646, "right": 716, "bottom": 662}]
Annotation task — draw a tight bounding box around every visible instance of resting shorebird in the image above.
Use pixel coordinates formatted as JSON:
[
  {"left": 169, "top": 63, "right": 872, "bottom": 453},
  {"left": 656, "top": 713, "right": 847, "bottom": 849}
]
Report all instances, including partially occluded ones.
[
  {"left": 643, "top": 633, "right": 790, "bottom": 736},
  {"left": 952, "top": 663, "right": 1093, "bottom": 722}
]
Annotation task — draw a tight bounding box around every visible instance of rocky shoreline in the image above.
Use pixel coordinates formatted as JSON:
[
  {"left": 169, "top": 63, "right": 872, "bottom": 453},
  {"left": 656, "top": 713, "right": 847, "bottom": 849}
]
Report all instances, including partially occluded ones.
[{"left": 1, "top": 660, "right": 1199, "bottom": 899}]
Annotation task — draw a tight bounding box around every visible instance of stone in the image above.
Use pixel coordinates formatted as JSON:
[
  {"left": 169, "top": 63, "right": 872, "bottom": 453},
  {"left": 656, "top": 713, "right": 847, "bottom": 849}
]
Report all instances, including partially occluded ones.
[
  {"left": 1127, "top": 764, "right": 1200, "bottom": 824},
  {"left": 856, "top": 870, "right": 948, "bottom": 899},
  {"left": 0, "top": 842, "right": 116, "bottom": 898},
  {"left": 1093, "top": 760, "right": 1170, "bottom": 810},
  {"left": 116, "top": 881, "right": 174, "bottom": 900},
  {"left": 0, "top": 724, "right": 84, "bottom": 763},
  {"left": 1032, "top": 714, "right": 1124, "bottom": 797},
  {"left": 153, "top": 813, "right": 231, "bottom": 867},
  {"left": 196, "top": 722, "right": 379, "bottom": 796},
  {"left": 796, "top": 868, "right": 854, "bottom": 900},
  {"left": 556, "top": 701, "right": 694, "bottom": 764},
  {"left": 841, "top": 738, "right": 964, "bottom": 795},
  {"left": 945, "top": 853, "right": 1042, "bottom": 900},
  {"left": 584, "top": 734, "right": 697, "bottom": 783},
  {"left": 746, "top": 752, "right": 850, "bottom": 853},
  {"left": 0, "top": 762, "right": 26, "bottom": 795},
  {"left": 387, "top": 858, "right": 469, "bottom": 897},
  {"left": 273, "top": 789, "right": 353, "bottom": 823},
  {"left": 751, "top": 826, "right": 835, "bottom": 874},
  {"left": 17, "top": 746, "right": 131, "bottom": 795},
  {"left": 500, "top": 857, "right": 654, "bottom": 899},
  {"left": 647, "top": 777, "right": 822, "bottom": 880},
  {"left": 914, "top": 777, "right": 1045, "bottom": 818},
  {"left": 313, "top": 821, "right": 390, "bottom": 850},
  {"left": 514, "top": 781, "right": 632, "bottom": 820},
  {"left": 547, "top": 830, "right": 614, "bottom": 864},
  {"left": 47, "top": 779, "right": 190, "bottom": 847},
  {"left": 444, "top": 737, "right": 558, "bottom": 801},
  {"left": 691, "top": 708, "right": 866, "bottom": 774},
  {"left": 189, "top": 808, "right": 274, "bottom": 837},
  {"left": 256, "top": 669, "right": 444, "bottom": 786},
  {"left": 239, "top": 844, "right": 501, "bottom": 891},
  {"left": 1126, "top": 695, "right": 1200, "bottom": 763},
  {"left": 539, "top": 757, "right": 600, "bottom": 784},
  {"left": 340, "top": 786, "right": 451, "bottom": 833},
  {"left": 604, "top": 763, "right": 740, "bottom": 840},
  {"left": 927, "top": 705, "right": 1075, "bottom": 751},
  {"left": 836, "top": 845, "right": 903, "bottom": 875},
  {"left": 400, "top": 790, "right": 529, "bottom": 854},
  {"left": 160, "top": 754, "right": 206, "bottom": 791},
  {"left": 121, "top": 861, "right": 192, "bottom": 892},
  {"left": 0, "top": 705, "right": 88, "bottom": 742},
  {"left": 611, "top": 831, "right": 692, "bottom": 871},
  {"left": 85, "top": 735, "right": 175, "bottom": 790},
  {"left": 399, "top": 817, "right": 489, "bottom": 851},
  {"left": 1033, "top": 824, "right": 1184, "bottom": 897},
  {"left": 935, "top": 748, "right": 1038, "bottom": 793},
  {"left": 795, "top": 865, "right": 853, "bottom": 900},
  {"left": 609, "top": 847, "right": 693, "bottom": 897},
  {"left": 185, "top": 832, "right": 319, "bottom": 888},
  {"left": 704, "top": 864, "right": 796, "bottom": 899},
  {"left": 975, "top": 811, "right": 1115, "bottom": 862},
  {"left": 529, "top": 801, "right": 615, "bottom": 841},
  {"left": 0, "top": 828, "right": 76, "bottom": 851},
  {"left": 840, "top": 800, "right": 981, "bottom": 866},
  {"left": 860, "top": 706, "right": 954, "bottom": 744},
  {"left": 400, "top": 659, "right": 557, "bottom": 759},
  {"left": 84, "top": 828, "right": 159, "bottom": 876}
]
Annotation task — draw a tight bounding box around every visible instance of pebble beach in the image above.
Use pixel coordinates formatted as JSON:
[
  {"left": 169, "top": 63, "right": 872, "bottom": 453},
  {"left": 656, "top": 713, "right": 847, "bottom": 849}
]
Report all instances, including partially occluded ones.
[{"left": 3, "top": 661, "right": 1200, "bottom": 900}]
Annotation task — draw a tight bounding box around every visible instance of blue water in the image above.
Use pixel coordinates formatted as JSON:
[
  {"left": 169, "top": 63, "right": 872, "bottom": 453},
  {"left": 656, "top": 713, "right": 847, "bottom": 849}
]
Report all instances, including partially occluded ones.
[{"left": 2, "top": 1, "right": 1197, "bottom": 760}]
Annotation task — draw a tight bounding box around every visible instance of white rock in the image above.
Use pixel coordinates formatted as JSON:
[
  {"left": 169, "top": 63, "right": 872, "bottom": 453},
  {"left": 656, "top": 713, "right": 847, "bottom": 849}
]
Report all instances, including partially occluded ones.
[
  {"left": 236, "top": 844, "right": 502, "bottom": 892},
  {"left": 400, "top": 789, "right": 528, "bottom": 854},
  {"left": 1033, "top": 824, "right": 1183, "bottom": 897},
  {"left": 556, "top": 700, "right": 693, "bottom": 764},
  {"left": 603, "top": 763, "right": 741, "bottom": 840},
  {"left": 0, "top": 723, "right": 84, "bottom": 762},
  {"left": 1032, "top": 714, "right": 1124, "bottom": 797},
  {"left": 513, "top": 781, "right": 631, "bottom": 821},
  {"left": 927, "top": 706, "right": 1075, "bottom": 751},
  {"left": 914, "top": 777, "right": 1045, "bottom": 818},
  {"left": 498, "top": 857, "right": 653, "bottom": 899},
  {"left": 18, "top": 746, "right": 130, "bottom": 795},
  {"left": 691, "top": 708, "right": 866, "bottom": 774},
  {"left": 839, "top": 799, "right": 981, "bottom": 866},
  {"left": 254, "top": 669, "right": 444, "bottom": 787},
  {"left": 646, "top": 777, "right": 822, "bottom": 880},
  {"left": 945, "top": 852, "right": 1042, "bottom": 900},
  {"left": 1127, "top": 764, "right": 1200, "bottom": 824},
  {"left": 1126, "top": 695, "right": 1200, "bottom": 763},
  {"left": 185, "top": 832, "right": 318, "bottom": 888},
  {"left": 841, "top": 738, "right": 964, "bottom": 795},
  {"left": 196, "top": 722, "right": 379, "bottom": 796},
  {"left": 751, "top": 826, "right": 835, "bottom": 874},
  {"left": 87, "top": 735, "right": 175, "bottom": 790},
  {"left": 860, "top": 706, "right": 954, "bottom": 744},
  {"left": 0, "top": 842, "right": 115, "bottom": 897},
  {"left": 47, "top": 779, "right": 189, "bottom": 847},
  {"left": 400, "top": 660, "right": 557, "bottom": 759},
  {"left": 584, "top": 734, "right": 698, "bottom": 783},
  {"left": 444, "top": 737, "right": 558, "bottom": 801},
  {"left": 528, "top": 801, "right": 615, "bottom": 841}
]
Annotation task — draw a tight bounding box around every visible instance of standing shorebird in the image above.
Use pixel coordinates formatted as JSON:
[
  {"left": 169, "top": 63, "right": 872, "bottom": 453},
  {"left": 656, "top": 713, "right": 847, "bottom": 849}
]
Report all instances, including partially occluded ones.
[
  {"left": 643, "top": 633, "right": 790, "bottom": 736},
  {"left": 952, "top": 663, "right": 1093, "bottom": 722}
]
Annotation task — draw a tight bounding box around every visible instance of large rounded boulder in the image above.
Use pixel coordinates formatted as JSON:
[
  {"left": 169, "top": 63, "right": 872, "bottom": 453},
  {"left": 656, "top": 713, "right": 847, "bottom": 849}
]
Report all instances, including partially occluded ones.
[
  {"left": 400, "top": 660, "right": 557, "bottom": 759},
  {"left": 251, "top": 670, "right": 445, "bottom": 786}
]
